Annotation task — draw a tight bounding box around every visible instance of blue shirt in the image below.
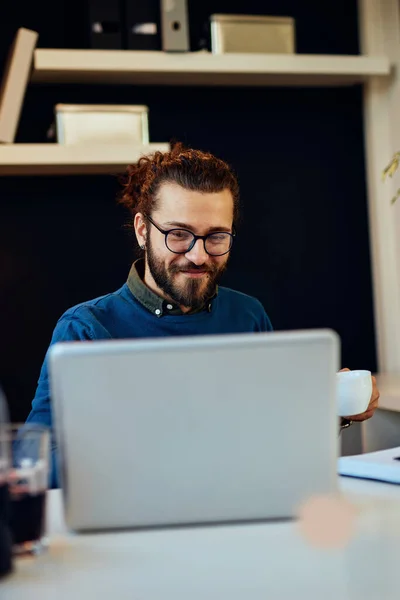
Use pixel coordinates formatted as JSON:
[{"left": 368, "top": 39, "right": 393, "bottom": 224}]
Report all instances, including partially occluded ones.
[{"left": 26, "top": 265, "right": 273, "bottom": 487}]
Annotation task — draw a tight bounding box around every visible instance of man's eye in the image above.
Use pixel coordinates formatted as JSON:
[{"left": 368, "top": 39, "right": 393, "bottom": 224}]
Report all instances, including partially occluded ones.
[
  {"left": 170, "top": 230, "right": 191, "bottom": 240},
  {"left": 209, "top": 234, "right": 228, "bottom": 244}
]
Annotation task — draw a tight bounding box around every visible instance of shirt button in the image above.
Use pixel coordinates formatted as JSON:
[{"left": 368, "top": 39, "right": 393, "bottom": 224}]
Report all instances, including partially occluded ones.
[
  {"left": 155, "top": 309, "right": 161, "bottom": 316},
  {"left": 167, "top": 304, "right": 173, "bottom": 310}
]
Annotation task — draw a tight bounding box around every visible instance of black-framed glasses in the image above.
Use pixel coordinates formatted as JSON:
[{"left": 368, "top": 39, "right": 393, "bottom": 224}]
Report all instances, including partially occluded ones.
[{"left": 145, "top": 214, "right": 235, "bottom": 257}]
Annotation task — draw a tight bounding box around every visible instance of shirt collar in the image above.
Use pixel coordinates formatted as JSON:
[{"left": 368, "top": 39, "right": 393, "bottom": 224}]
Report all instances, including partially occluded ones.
[{"left": 126, "top": 259, "right": 217, "bottom": 317}]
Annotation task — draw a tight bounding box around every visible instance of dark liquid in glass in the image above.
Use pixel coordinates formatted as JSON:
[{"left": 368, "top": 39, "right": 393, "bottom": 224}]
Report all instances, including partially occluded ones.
[
  {"left": 10, "top": 491, "right": 46, "bottom": 545},
  {"left": 0, "top": 483, "right": 12, "bottom": 577}
]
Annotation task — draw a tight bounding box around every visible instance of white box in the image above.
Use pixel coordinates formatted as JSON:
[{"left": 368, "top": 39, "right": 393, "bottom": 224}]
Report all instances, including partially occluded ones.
[
  {"left": 55, "top": 104, "right": 149, "bottom": 145},
  {"left": 210, "top": 14, "right": 295, "bottom": 55}
]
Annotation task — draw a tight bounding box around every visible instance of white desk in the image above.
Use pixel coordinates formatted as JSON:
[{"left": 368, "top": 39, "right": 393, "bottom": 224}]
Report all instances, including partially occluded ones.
[{"left": 2, "top": 479, "right": 400, "bottom": 599}]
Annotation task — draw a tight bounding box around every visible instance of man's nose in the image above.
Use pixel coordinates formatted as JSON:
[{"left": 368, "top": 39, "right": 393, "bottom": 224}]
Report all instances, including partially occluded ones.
[{"left": 184, "top": 239, "right": 208, "bottom": 265}]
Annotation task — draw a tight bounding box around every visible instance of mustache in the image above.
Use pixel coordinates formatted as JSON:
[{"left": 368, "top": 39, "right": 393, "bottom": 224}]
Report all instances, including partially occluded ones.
[{"left": 169, "top": 262, "right": 216, "bottom": 274}]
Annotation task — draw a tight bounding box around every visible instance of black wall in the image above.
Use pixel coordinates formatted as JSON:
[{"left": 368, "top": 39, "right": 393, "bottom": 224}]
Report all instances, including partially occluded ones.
[{"left": 0, "top": 1, "right": 377, "bottom": 421}]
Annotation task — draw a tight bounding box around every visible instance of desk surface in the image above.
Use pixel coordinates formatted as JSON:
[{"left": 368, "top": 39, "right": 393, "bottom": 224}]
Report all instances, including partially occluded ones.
[{"left": 3, "top": 478, "right": 400, "bottom": 600}]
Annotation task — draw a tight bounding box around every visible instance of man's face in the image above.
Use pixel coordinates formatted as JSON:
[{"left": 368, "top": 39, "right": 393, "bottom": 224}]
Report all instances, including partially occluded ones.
[{"left": 140, "top": 182, "right": 234, "bottom": 310}]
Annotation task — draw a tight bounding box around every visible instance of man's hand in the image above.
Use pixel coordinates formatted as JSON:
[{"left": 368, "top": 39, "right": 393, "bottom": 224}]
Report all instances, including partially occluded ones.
[{"left": 339, "top": 368, "right": 380, "bottom": 422}]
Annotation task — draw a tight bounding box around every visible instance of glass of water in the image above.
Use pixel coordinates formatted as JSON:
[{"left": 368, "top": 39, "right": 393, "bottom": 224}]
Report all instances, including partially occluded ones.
[{"left": 8, "top": 424, "right": 50, "bottom": 555}]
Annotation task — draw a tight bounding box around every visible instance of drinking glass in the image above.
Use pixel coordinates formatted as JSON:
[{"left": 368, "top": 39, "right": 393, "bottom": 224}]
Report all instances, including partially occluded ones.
[{"left": 8, "top": 424, "right": 50, "bottom": 555}]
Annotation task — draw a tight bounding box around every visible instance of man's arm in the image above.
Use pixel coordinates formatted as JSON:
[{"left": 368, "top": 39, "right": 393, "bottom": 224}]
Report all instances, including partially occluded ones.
[
  {"left": 260, "top": 309, "right": 273, "bottom": 332},
  {"left": 252, "top": 298, "right": 273, "bottom": 332},
  {"left": 26, "top": 316, "right": 93, "bottom": 488}
]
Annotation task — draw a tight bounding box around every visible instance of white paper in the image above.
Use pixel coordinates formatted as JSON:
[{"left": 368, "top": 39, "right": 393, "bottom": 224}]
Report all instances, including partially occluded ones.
[{"left": 338, "top": 446, "right": 400, "bottom": 484}]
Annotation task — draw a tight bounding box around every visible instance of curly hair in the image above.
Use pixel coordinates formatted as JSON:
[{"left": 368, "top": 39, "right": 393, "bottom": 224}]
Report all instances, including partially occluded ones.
[{"left": 118, "top": 141, "right": 240, "bottom": 224}]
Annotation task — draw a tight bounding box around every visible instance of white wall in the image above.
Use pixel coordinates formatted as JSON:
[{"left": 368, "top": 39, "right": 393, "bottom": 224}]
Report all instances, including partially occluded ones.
[{"left": 359, "top": 0, "right": 400, "bottom": 373}]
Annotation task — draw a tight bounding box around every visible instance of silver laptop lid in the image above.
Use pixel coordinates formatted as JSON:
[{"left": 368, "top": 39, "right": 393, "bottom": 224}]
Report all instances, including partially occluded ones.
[{"left": 49, "top": 329, "right": 340, "bottom": 531}]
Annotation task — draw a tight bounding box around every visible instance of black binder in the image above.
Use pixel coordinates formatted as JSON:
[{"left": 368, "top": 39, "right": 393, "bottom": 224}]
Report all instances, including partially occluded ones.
[
  {"left": 125, "top": 0, "right": 161, "bottom": 50},
  {"left": 88, "top": 0, "right": 124, "bottom": 49}
]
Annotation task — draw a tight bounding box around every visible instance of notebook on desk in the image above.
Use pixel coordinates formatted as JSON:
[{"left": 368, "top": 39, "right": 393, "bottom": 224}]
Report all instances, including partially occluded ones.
[{"left": 338, "top": 447, "right": 400, "bottom": 485}]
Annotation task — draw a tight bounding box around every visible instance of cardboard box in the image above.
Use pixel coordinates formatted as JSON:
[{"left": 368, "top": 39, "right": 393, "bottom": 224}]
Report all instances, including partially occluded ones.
[
  {"left": 55, "top": 104, "right": 149, "bottom": 145},
  {"left": 210, "top": 14, "right": 295, "bottom": 54}
]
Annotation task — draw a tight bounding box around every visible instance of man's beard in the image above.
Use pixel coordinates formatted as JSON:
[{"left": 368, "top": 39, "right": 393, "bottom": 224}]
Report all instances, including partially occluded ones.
[{"left": 146, "top": 238, "right": 228, "bottom": 310}]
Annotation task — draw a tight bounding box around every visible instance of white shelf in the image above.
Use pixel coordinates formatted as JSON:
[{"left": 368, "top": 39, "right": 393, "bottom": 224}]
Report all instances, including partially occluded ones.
[
  {"left": 31, "top": 50, "right": 391, "bottom": 87},
  {"left": 0, "top": 142, "right": 170, "bottom": 176}
]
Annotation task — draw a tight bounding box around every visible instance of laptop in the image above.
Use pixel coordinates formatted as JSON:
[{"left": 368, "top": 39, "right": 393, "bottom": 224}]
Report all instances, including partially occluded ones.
[{"left": 49, "top": 329, "right": 340, "bottom": 532}]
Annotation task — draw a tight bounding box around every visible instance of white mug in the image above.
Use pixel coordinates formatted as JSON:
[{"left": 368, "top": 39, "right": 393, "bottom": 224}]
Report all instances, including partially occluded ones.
[{"left": 336, "top": 370, "right": 372, "bottom": 417}]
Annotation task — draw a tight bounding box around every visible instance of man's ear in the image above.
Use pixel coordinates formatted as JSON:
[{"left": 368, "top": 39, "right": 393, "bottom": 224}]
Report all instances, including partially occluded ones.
[{"left": 134, "top": 213, "right": 147, "bottom": 247}]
